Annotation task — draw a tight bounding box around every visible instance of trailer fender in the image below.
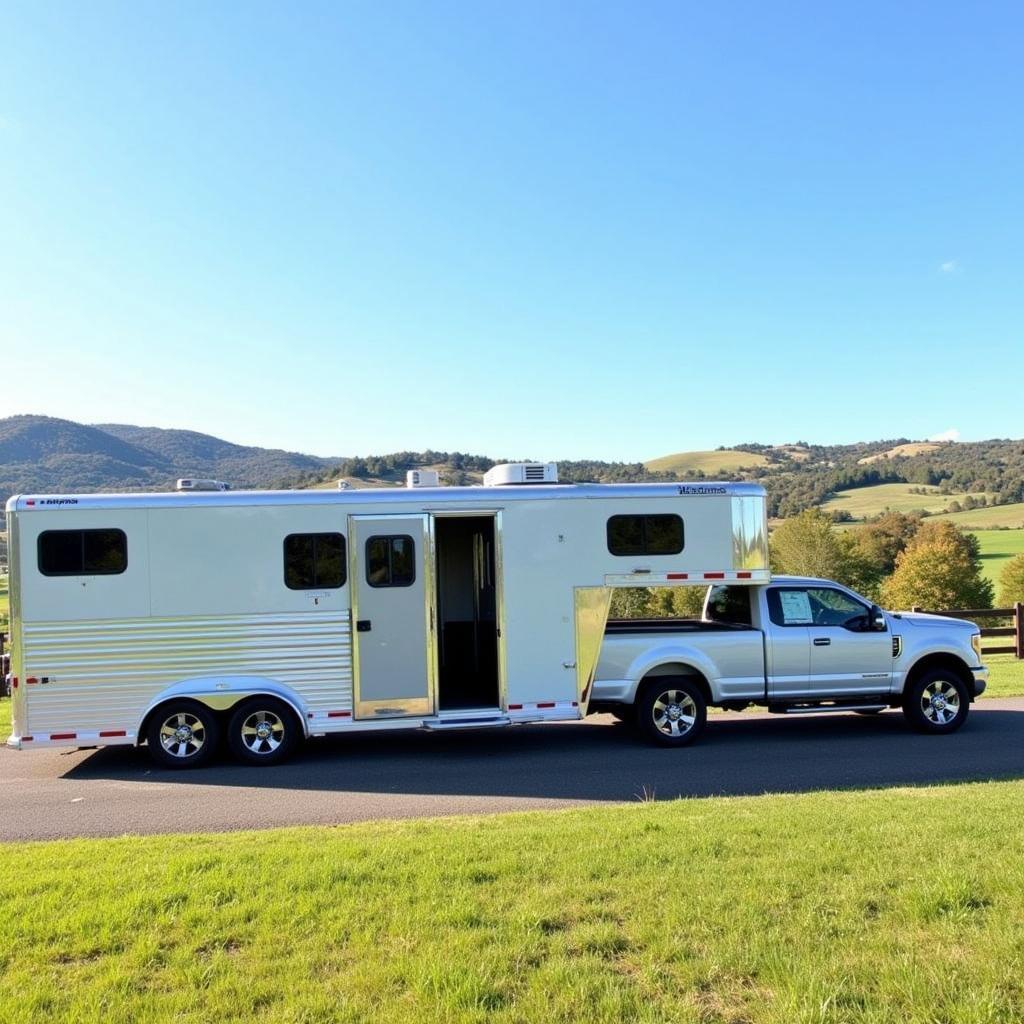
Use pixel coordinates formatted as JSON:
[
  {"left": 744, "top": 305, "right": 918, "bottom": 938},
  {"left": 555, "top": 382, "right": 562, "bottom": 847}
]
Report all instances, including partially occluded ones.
[
  {"left": 137, "top": 676, "right": 310, "bottom": 740},
  {"left": 624, "top": 645, "right": 720, "bottom": 704}
]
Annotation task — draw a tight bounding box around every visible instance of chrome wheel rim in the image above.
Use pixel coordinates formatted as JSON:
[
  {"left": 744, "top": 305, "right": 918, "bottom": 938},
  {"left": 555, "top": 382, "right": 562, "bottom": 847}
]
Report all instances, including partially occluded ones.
[
  {"left": 240, "top": 710, "right": 285, "bottom": 755},
  {"left": 921, "top": 680, "right": 961, "bottom": 725},
  {"left": 652, "top": 689, "right": 697, "bottom": 738},
  {"left": 159, "top": 712, "right": 207, "bottom": 760}
]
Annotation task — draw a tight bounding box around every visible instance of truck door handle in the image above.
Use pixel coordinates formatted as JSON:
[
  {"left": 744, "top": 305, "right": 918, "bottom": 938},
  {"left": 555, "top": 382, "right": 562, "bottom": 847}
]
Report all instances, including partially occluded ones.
[
  {"left": 357, "top": 620, "right": 372, "bottom": 632},
  {"left": 813, "top": 637, "right": 831, "bottom": 646}
]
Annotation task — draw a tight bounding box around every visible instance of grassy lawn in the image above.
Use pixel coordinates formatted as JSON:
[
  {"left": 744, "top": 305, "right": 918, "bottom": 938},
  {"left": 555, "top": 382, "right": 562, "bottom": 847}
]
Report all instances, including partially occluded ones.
[
  {"left": 0, "top": 571, "right": 8, "bottom": 635},
  {"left": 1, "top": 783, "right": 1024, "bottom": 1022},
  {"left": 821, "top": 483, "right": 996, "bottom": 522},
  {"left": 983, "top": 654, "right": 1024, "bottom": 698}
]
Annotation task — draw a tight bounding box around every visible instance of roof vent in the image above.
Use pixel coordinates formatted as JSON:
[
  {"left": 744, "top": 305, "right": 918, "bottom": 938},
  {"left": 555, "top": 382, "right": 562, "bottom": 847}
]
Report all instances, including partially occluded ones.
[
  {"left": 483, "top": 462, "right": 559, "bottom": 486},
  {"left": 176, "top": 478, "right": 229, "bottom": 492},
  {"left": 406, "top": 469, "right": 440, "bottom": 488}
]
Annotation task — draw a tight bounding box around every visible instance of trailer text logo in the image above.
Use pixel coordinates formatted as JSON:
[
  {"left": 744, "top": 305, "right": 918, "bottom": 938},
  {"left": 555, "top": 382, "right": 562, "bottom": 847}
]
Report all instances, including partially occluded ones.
[
  {"left": 677, "top": 485, "right": 727, "bottom": 496},
  {"left": 28, "top": 498, "right": 80, "bottom": 506}
]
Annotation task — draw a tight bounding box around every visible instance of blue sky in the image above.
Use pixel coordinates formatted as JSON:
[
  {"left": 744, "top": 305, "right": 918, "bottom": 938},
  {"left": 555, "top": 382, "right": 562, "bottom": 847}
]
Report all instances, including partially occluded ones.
[{"left": 1, "top": 1, "right": 1022, "bottom": 462}]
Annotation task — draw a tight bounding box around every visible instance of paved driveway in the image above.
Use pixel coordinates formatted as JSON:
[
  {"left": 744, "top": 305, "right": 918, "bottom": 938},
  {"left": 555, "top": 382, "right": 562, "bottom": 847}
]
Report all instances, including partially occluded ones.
[{"left": 2, "top": 700, "right": 1023, "bottom": 841}]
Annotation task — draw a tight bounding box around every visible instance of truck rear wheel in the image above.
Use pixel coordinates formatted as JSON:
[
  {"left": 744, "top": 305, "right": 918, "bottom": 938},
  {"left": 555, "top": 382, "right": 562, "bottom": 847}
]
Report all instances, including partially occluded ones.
[
  {"left": 226, "top": 696, "right": 302, "bottom": 766},
  {"left": 902, "top": 670, "right": 970, "bottom": 734},
  {"left": 146, "top": 699, "right": 220, "bottom": 769},
  {"left": 636, "top": 677, "right": 707, "bottom": 747}
]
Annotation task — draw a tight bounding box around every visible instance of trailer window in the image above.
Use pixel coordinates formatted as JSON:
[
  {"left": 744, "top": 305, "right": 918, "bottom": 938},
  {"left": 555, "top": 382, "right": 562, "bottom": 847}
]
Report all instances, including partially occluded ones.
[
  {"left": 38, "top": 529, "right": 127, "bottom": 576},
  {"left": 284, "top": 533, "right": 346, "bottom": 589},
  {"left": 607, "top": 515, "right": 684, "bottom": 556},
  {"left": 366, "top": 535, "right": 416, "bottom": 587}
]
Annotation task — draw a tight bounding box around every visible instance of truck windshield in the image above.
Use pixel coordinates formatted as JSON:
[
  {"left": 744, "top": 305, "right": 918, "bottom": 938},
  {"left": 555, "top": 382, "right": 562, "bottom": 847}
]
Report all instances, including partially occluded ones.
[{"left": 705, "top": 586, "right": 753, "bottom": 626}]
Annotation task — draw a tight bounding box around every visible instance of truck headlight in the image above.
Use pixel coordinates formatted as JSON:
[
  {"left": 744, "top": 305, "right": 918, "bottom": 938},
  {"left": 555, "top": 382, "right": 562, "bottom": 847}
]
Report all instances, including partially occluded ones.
[{"left": 971, "top": 633, "right": 982, "bottom": 661}]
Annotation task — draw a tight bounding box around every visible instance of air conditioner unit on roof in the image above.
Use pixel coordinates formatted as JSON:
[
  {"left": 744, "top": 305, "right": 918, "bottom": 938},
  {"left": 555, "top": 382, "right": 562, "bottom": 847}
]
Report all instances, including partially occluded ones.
[
  {"left": 483, "top": 462, "right": 559, "bottom": 486},
  {"left": 407, "top": 469, "right": 440, "bottom": 488}
]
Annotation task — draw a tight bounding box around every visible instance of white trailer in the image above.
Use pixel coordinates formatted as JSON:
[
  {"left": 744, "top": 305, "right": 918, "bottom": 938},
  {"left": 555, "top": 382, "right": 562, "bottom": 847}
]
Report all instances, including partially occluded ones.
[{"left": 4, "top": 467, "right": 768, "bottom": 767}]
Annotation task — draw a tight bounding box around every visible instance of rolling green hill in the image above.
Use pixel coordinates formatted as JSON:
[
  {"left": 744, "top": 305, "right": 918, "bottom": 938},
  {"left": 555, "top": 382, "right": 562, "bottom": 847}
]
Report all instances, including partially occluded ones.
[
  {"left": 820, "top": 483, "right": 996, "bottom": 522},
  {"left": 644, "top": 449, "right": 770, "bottom": 475},
  {"left": 930, "top": 502, "right": 1024, "bottom": 529},
  {"left": 972, "top": 529, "right": 1024, "bottom": 591}
]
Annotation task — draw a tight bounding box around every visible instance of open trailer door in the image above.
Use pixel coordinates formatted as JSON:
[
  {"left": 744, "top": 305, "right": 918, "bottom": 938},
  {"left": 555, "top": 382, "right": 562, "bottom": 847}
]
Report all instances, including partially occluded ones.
[{"left": 350, "top": 514, "right": 433, "bottom": 720}]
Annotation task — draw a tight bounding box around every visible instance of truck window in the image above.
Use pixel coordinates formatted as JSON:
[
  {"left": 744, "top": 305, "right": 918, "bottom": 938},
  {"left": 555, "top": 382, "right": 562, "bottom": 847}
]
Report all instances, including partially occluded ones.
[
  {"left": 767, "top": 587, "right": 870, "bottom": 629},
  {"left": 284, "top": 533, "right": 346, "bottom": 589},
  {"left": 607, "top": 515, "right": 684, "bottom": 556},
  {"left": 705, "top": 585, "right": 752, "bottom": 625},
  {"left": 366, "top": 535, "right": 416, "bottom": 587},
  {"left": 38, "top": 529, "right": 127, "bottom": 576}
]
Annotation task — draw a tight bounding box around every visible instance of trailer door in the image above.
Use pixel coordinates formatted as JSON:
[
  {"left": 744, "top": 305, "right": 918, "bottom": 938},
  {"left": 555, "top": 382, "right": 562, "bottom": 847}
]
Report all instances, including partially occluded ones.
[{"left": 350, "top": 514, "right": 433, "bottom": 719}]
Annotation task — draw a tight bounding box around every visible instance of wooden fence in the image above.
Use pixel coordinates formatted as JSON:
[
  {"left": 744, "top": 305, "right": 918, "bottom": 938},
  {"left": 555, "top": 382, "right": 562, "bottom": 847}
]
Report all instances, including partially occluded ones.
[{"left": 910, "top": 603, "right": 1024, "bottom": 658}]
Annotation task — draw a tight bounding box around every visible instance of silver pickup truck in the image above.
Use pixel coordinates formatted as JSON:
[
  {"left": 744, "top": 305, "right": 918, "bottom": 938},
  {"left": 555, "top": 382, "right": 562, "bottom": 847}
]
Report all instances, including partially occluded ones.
[{"left": 591, "top": 576, "right": 988, "bottom": 746}]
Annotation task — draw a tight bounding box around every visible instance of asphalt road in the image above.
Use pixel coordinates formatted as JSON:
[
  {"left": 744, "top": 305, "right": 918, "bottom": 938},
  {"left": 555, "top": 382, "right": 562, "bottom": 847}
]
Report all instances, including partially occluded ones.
[{"left": 3, "top": 699, "right": 1024, "bottom": 841}]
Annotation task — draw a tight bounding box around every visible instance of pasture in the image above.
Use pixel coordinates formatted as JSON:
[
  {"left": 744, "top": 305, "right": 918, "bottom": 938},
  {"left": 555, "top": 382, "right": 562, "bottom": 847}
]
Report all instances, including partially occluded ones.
[
  {"left": 645, "top": 449, "right": 769, "bottom": 475},
  {"left": 820, "top": 482, "right": 995, "bottom": 521},
  {"left": 970, "top": 529, "right": 1024, "bottom": 590},
  {"left": 932, "top": 502, "right": 1024, "bottom": 530}
]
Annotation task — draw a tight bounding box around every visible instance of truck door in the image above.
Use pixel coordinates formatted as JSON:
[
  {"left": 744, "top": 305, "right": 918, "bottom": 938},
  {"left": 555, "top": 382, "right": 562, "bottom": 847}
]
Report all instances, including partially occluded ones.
[
  {"left": 768, "top": 585, "right": 892, "bottom": 697},
  {"left": 763, "top": 587, "right": 812, "bottom": 697},
  {"left": 350, "top": 514, "right": 433, "bottom": 719}
]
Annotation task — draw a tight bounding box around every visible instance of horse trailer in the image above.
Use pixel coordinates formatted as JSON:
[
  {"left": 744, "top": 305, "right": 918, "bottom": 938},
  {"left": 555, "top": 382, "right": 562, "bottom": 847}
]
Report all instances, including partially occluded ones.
[{"left": 4, "top": 467, "right": 768, "bottom": 766}]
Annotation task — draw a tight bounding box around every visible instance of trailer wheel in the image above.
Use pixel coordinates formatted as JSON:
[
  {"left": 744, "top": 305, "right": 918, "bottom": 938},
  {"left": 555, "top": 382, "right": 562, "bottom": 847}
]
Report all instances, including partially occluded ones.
[
  {"left": 636, "top": 678, "right": 707, "bottom": 747},
  {"left": 146, "top": 700, "right": 220, "bottom": 769},
  {"left": 227, "top": 697, "right": 302, "bottom": 766},
  {"left": 902, "top": 670, "right": 970, "bottom": 734}
]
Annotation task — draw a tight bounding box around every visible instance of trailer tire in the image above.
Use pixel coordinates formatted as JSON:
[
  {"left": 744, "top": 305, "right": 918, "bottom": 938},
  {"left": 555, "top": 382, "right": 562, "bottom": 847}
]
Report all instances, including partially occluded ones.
[
  {"left": 902, "top": 669, "right": 970, "bottom": 734},
  {"left": 636, "top": 677, "right": 707, "bottom": 747},
  {"left": 146, "top": 699, "right": 220, "bottom": 769},
  {"left": 227, "top": 696, "right": 302, "bottom": 766}
]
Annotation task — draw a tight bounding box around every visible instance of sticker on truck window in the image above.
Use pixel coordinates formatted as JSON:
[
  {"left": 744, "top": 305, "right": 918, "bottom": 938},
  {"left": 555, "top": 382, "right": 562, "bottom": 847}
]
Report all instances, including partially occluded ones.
[{"left": 779, "top": 591, "right": 813, "bottom": 624}]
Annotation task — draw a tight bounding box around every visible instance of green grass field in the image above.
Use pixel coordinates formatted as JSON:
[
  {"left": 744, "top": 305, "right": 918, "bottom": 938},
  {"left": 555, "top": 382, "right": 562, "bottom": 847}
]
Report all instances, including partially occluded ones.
[
  {"left": 645, "top": 449, "right": 769, "bottom": 476},
  {"left": 820, "top": 483, "right": 996, "bottom": 522},
  {"left": 970, "top": 529, "right": 1024, "bottom": 591},
  {"left": 2, "top": 782, "right": 1024, "bottom": 1023},
  {"left": 0, "top": 572, "right": 8, "bottom": 634},
  {"left": 933, "top": 502, "right": 1024, "bottom": 529}
]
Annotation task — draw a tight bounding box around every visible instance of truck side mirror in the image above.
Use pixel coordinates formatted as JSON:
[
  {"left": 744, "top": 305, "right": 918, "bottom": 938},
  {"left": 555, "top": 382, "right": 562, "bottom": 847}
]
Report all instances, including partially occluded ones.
[{"left": 870, "top": 605, "right": 886, "bottom": 631}]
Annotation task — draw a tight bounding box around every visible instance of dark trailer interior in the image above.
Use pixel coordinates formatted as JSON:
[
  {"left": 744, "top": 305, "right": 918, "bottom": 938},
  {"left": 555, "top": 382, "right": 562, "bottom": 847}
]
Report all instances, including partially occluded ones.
[{"left": 434, "top": 516, "right": 500, "bottom": 710}]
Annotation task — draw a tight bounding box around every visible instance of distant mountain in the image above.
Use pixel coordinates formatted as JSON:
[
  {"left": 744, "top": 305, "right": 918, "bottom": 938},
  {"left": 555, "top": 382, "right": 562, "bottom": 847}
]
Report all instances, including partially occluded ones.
[
  {"left": 3, "top": 415, "right": 1024, "bottom": 521},
  {"left": 0, "top": 415, "right": 338, "bottom": 503}
]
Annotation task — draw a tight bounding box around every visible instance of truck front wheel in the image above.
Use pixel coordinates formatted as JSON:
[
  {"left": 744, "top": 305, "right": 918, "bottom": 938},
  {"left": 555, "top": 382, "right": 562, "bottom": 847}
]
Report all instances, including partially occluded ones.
[
  {"left": 902, "top": 670, "right": 970, "bottom": 734},
  {"left": 636, "top": 678, "right": 707, "bottom": 747}
]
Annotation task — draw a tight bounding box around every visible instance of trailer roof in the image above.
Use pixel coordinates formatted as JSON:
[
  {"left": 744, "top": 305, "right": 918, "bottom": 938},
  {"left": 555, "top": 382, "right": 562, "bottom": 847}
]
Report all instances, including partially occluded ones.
[{"left": 6, "top": 481, "right": 765, "bottom": 513}]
